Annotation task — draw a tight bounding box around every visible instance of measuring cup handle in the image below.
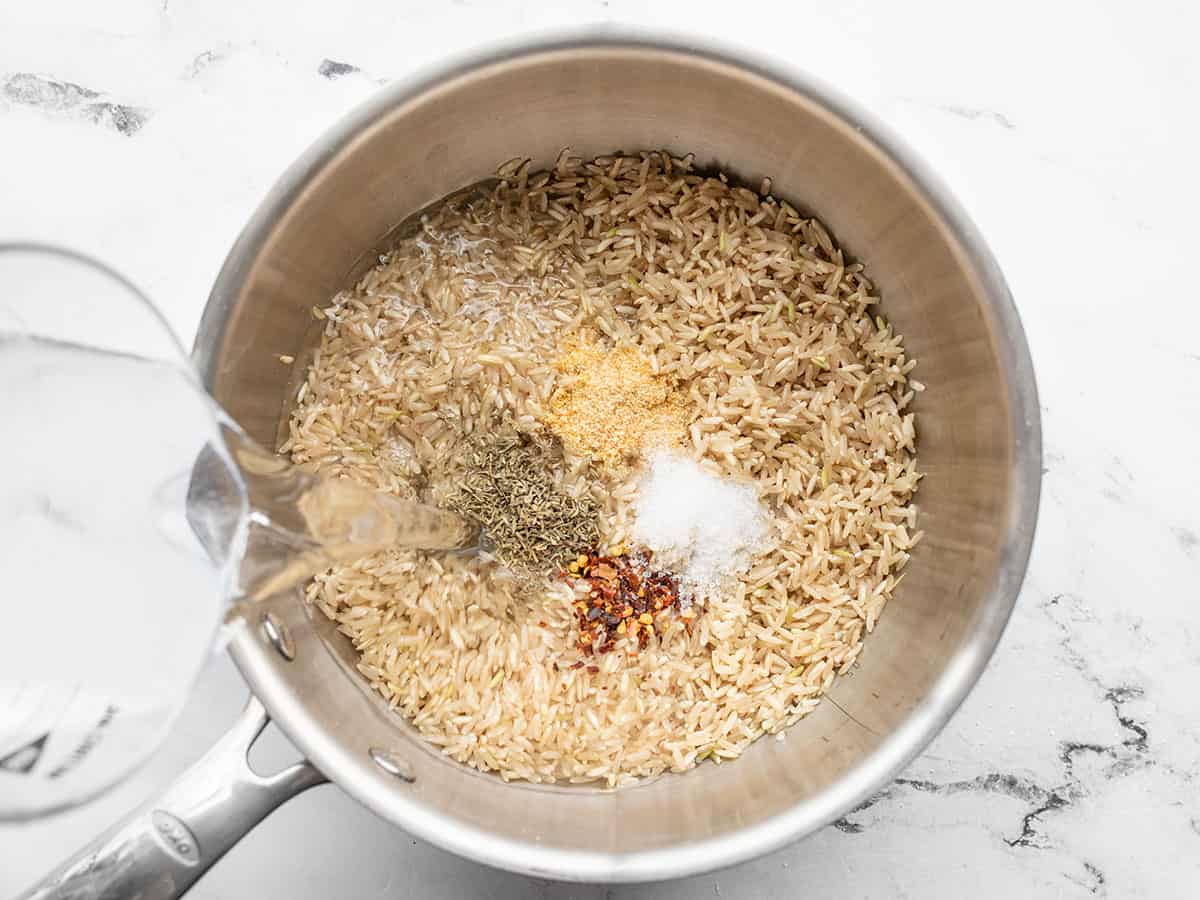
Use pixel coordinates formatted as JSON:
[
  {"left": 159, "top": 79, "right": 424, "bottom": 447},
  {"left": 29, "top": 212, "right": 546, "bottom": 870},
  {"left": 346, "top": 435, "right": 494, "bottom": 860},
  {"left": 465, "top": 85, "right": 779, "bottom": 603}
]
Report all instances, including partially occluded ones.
[{"left": 19, "top": 696, "right": 326, "bottom": 900}]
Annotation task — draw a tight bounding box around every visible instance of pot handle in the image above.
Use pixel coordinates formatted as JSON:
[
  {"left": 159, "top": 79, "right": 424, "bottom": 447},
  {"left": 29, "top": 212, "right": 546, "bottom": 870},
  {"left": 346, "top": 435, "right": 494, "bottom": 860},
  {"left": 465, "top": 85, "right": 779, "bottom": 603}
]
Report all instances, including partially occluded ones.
[{"left": 20, "top": 696, "right": 326, "bottom": 900}]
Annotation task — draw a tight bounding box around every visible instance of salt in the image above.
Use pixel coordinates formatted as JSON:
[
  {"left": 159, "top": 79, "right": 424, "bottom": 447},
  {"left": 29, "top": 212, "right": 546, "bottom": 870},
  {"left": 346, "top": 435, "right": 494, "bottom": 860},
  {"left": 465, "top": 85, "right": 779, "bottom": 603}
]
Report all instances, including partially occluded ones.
[{"left": 631, "top": 451, "right": 769, "bottom": 599}]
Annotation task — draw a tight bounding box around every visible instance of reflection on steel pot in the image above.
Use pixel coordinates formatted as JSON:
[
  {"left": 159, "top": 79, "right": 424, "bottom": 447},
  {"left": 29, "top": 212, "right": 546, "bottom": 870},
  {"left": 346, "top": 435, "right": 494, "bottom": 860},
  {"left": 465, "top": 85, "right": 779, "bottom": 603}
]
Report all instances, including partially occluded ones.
[{"left": 25, "top": 32, "right": 1040, "bottom": 896}]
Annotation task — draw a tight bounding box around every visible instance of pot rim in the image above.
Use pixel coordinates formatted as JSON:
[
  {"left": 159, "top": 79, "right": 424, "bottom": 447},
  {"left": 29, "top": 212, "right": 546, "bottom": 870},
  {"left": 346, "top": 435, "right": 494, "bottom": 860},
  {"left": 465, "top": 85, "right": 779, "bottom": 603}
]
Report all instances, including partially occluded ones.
[{"left": 197, "top": 26, "right": 1041, "bottom": 882}]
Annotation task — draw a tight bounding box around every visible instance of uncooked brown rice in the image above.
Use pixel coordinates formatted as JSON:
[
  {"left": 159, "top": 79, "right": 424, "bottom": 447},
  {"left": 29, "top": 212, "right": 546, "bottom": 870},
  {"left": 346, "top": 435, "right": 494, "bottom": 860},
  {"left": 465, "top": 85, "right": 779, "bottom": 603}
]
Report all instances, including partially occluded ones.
[{"left": 283, "top": 150, "right": 922, "bottom": 785}]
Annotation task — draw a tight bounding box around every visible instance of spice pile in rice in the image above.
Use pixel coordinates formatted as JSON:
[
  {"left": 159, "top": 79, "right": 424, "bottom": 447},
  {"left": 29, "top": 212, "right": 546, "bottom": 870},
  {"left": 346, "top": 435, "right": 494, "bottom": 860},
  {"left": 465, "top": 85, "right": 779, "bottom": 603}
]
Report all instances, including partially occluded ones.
[{"left": 283, "top": 150, "right": 922, "bottom": 786}]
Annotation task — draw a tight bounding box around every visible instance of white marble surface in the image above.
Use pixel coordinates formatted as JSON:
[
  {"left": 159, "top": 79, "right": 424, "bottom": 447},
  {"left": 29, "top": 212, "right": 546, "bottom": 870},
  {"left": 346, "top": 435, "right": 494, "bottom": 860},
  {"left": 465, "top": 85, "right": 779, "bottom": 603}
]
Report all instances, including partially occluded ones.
[{"left": 2, "top": 0, "right": 1199, "bottom": 896}]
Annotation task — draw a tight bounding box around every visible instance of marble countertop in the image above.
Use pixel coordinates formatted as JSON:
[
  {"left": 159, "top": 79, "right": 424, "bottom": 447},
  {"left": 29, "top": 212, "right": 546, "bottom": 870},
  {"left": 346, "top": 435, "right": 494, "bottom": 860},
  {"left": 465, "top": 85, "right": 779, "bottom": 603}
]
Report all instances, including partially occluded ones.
[{"left": 2, "top": 0, "right": 1198, "bottom": 896}]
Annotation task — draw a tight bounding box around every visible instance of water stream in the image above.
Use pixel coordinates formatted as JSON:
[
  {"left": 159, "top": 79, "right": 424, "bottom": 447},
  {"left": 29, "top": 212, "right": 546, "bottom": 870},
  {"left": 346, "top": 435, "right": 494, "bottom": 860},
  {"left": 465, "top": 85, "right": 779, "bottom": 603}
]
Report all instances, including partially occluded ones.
[{"left": 0, "top": 331, "right": 477, "bottom": 818}]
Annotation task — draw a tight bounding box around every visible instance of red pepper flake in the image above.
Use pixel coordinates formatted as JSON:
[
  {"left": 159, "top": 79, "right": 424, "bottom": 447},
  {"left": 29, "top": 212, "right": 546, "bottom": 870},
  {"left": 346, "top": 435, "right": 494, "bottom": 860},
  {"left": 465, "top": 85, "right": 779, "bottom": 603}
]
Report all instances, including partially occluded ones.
[{"left": 564, "top": 549, "right": 694, "bottom": 654}]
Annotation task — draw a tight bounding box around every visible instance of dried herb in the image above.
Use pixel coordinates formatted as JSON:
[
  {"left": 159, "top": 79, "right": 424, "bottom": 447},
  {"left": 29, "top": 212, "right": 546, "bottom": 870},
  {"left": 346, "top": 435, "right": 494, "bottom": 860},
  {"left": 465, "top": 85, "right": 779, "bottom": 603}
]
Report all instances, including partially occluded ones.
[
  {"left": 567, "top": 550, "right": 693, "bottom": 654},
  {"left": 445, "top": 433, "right": 598, "bottom": 575}
]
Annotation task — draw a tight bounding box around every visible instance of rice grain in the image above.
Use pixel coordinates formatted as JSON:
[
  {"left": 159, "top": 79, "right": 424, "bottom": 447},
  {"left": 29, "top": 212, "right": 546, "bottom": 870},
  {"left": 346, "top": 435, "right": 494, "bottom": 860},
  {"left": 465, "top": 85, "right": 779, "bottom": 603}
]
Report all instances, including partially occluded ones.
[{"left": 286, "top": 151, "right": 921, "bottom": 786}]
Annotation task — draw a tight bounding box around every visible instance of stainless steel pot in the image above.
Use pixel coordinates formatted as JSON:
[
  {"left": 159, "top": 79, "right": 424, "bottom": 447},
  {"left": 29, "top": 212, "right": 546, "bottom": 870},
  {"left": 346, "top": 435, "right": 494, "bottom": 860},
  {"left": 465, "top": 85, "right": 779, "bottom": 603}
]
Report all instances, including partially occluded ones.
[{"left": 27, "top": 32, "right": 1040, "bottom": 897}]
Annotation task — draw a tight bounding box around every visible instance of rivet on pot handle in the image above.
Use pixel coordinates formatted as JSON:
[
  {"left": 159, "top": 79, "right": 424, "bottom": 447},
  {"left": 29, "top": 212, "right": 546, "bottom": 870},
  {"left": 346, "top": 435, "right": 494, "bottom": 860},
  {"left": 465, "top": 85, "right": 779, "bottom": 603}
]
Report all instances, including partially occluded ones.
[{"left": 20, "top": 696, "right": 326, "bottom": 900}]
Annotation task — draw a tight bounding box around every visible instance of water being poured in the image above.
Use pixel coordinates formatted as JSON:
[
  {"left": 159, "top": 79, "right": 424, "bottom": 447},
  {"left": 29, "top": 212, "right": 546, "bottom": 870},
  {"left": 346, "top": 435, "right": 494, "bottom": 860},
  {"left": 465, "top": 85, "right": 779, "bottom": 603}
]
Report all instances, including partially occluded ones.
[
  {"left": 200, "top": 421, "right": 479, "bottom": 602},
  {"left": 0, "top": 331, "right": 477, "bottom": 819},
  {"left": 0, "top": 241, "right": 487, "bottom": 821}
]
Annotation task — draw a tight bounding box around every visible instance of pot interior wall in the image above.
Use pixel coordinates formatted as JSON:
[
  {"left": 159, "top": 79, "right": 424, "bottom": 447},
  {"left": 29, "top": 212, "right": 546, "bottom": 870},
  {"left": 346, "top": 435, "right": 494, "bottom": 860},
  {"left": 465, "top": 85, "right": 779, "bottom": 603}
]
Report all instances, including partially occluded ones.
[{"left": 200, "top": 45, "right": 1023, "bottom": 874}]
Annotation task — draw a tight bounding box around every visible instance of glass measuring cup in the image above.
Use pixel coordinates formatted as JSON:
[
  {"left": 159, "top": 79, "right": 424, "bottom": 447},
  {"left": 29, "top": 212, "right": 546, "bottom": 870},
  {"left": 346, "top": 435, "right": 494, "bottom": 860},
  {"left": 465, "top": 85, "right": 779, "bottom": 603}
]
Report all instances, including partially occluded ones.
[
  {"left": 0, "top": 245, "right": 240, "bottom": 819},
  {"left": 0, "top": 244, "right": 475, "bottom": 819}
]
